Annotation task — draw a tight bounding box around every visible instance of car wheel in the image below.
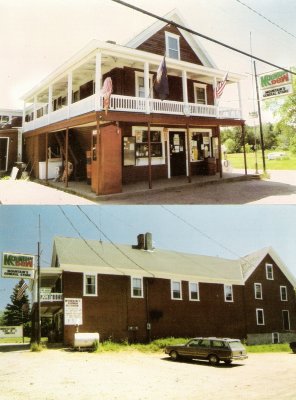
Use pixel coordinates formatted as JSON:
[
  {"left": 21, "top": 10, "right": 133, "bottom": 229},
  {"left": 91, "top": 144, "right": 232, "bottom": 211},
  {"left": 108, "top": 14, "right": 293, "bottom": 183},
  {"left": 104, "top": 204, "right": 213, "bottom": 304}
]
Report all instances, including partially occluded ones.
[
  {"left": 208, "top": 354, "right": 220, "bottom": 366},
  {"left": 170, "top": 350, "right": 179, "bottom": 361},
  {"left": 224, "top": 360, "right": 232, "bottom": 365}
]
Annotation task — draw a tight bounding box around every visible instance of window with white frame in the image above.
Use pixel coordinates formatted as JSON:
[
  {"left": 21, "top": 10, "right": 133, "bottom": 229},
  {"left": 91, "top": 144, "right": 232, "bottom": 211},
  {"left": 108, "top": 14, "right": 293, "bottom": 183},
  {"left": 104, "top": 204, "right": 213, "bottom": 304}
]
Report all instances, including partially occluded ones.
[
  {"left": 224, "top": 284, "right": 233, "bottom": 302},
  {"left": 189, "top": 282, "right": 199, "bottom": 301},
  {"left": 171, "top": 280, "right": 182, "bottom": 300},
  {"left": 272, "top": 332, "right": 280, "bottom": 344},
  {"left": 165, "top": 32, "right": 180, "bottom": 60},
  {"left": 282, "top": 310, "right": 290, "bottom": 330},
  {"left": 135, "top": 72, "right": 153, "bottom": 98},
  {"left": 83, "top": 273, "right": 97, "bottom": 296},
  {"left": 280, "top": 286, "right": 288, "bottom": 301},
  {"left": 266, "top": 263, "right": 274, "bottom": 280},
  {"left": 254, "top": 283, "right": 263, "bottom": 300},
  {"left": 131, "top": 277, "right": 143, "bottom": 298},
  {"left": 194, "top": 83, "right": 207, "bottom": 105},
  {"left": 256, "top": 308, "right": 265, "bottom": 325}
]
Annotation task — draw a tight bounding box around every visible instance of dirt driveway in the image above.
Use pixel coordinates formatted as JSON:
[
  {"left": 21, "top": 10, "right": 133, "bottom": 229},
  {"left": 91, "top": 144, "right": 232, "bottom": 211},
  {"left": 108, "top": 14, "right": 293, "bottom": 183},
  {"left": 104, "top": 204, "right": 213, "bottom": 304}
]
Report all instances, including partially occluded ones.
[{"left": 1, "top": 349, "right": 295, "bottom": 400}]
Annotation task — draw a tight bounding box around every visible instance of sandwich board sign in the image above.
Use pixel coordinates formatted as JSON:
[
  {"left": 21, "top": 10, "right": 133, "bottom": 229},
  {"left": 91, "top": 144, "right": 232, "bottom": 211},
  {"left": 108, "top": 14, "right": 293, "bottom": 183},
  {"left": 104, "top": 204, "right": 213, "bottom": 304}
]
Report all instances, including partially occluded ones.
[{"left": 1, "top": 252, "right": 35, "bottom": 279}]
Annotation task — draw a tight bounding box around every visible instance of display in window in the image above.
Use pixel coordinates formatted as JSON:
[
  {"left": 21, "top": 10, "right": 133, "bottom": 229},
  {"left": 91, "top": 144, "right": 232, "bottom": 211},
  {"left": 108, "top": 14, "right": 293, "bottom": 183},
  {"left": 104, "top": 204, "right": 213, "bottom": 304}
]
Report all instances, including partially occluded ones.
[{"left": 123, "top": 136, "right": 136, "bottom": 166}]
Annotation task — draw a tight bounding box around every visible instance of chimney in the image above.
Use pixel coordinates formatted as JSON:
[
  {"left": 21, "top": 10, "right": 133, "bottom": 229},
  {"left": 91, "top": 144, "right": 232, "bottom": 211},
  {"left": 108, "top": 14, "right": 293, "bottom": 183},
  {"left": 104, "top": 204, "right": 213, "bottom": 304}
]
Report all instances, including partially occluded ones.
[
  {"left": 145, "top": 232, "right": 153, "bottom": 251},
  {"left": 132, "top": 233, "right": 154, "bottom": 251},
  {"left": 137, "top": 234, "right": 145, "bottom": 249}
]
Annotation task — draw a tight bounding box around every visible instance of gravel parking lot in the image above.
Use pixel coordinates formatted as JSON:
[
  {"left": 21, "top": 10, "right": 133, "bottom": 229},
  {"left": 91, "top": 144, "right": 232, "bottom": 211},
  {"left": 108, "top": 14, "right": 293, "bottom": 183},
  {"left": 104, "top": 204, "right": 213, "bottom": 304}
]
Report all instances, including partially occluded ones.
[{"left": 1, "top": 349, "right": 295, "bottom": 400}]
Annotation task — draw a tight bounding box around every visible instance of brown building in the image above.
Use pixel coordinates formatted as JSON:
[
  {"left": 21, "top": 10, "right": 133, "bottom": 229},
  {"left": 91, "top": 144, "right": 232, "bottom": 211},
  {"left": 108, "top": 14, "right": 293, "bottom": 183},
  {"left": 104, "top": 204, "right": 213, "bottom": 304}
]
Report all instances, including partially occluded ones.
[
  {"left": 22, "top": 10, "right": 246, "bottom": 195},
  {"left": 31, "top": 234, "right": 296, "bottom": 346}
]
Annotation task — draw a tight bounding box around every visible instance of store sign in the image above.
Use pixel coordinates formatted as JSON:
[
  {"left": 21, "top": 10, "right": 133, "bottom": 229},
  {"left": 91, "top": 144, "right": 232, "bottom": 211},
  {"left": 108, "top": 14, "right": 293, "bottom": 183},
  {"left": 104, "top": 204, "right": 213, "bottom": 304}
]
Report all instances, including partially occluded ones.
[
  {"left": 64, "top": 298, "right": 83, "bottom": 326},
  {"left": 0, "top": 326, "right": 23, "bottom": 338},
  {"left": 260, "top": 70, "right": 293, "bottom": 99},
  {"left": 1, "top": 252, "right": 35, "bottom": 279}
]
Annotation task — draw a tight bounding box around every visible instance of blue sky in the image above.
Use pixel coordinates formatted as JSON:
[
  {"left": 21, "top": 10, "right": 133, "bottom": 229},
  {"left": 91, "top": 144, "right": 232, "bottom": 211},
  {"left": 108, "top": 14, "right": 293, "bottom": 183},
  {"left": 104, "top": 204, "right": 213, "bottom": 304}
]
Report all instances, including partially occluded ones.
[{"left": 1, "top": 204, "right": 296, "bottom": 310}]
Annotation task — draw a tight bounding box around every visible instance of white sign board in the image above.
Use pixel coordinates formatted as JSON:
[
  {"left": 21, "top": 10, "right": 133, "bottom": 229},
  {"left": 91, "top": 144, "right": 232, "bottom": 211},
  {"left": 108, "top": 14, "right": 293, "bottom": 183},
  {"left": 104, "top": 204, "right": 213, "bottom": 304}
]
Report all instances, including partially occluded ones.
[
  {"left": 0, "top": 325, "right": 23, "bottom": 338},
  {"left": 64, "top": 298, "right": 83, "bottom": 326},
  {"left": 1, "top": 252, "right": 35, "bottom": 279},
  {"left": 259, "top": 69, "right": 293, "bottom": 100}
]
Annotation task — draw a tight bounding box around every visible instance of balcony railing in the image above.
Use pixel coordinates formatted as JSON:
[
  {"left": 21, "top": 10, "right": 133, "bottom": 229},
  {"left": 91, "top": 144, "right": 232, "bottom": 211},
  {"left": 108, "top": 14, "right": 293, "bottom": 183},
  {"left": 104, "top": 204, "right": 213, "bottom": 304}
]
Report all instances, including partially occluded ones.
[
  {"left": 24, "top": 94, "right": 242, "bottom": 132},
  {"left": 40, "top": 293, "right": 63, "bottom": 302}
]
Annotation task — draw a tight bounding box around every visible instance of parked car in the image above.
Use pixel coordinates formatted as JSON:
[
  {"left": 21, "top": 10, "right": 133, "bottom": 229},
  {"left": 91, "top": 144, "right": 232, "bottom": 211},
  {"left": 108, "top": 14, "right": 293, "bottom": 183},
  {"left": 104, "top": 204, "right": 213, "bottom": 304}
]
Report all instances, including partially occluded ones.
[{"left": 165, "top": 337, "right": 248, "bottom": 366}]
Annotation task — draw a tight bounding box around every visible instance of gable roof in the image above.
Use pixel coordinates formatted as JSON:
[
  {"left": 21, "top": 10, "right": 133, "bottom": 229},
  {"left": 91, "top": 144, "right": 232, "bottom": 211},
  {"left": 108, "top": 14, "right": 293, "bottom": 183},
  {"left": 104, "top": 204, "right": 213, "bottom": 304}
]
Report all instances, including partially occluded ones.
[
  {"left": 240, "top": 246, "right": 296, "bottom": 287},
  {"left": 125, "top": 9, "right": 217, "bottom": 69},
  {"left": 51, "top": 236, "right": 243, "bottom": 285}
]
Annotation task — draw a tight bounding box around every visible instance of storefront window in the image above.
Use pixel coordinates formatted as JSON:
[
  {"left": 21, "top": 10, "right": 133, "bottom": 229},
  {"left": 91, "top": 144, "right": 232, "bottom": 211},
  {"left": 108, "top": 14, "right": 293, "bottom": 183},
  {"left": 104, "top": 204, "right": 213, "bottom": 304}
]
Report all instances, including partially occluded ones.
[{"left": 190, "top": 131, "right": 212, "bottom": 161}]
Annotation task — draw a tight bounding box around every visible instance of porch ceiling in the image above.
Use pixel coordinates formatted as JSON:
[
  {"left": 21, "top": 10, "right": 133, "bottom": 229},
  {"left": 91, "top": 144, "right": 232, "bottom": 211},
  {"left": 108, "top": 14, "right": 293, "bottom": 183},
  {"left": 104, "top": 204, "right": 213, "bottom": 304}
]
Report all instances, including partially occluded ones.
[{"left": 41, "top": 304, "right": 62, "bottom": 317}]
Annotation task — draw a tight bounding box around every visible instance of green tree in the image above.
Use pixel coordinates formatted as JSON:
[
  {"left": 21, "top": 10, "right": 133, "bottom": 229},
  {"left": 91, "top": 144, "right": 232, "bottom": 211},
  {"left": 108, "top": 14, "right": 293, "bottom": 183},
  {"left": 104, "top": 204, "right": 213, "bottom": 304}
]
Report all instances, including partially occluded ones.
[{"left": 3, "top": 281, "right": 31, "bottom": 328}]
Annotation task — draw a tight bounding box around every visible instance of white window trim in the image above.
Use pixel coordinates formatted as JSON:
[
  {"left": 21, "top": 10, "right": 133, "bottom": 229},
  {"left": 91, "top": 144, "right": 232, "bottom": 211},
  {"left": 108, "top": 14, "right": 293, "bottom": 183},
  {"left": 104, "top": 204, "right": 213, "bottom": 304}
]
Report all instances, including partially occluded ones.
[
  {"left": 131, "top": 276, "right": 144, "bottom": 298},
  {"left": 272, "top": 332, "right": 280, "bottom": 344},
  {"left": 189, "top": 282, "right": 200, "bottom": 301},
  {"left": 282, "top": 310, "right": 290, "bottom": 330},
  {"left": 280, "top": 285, "right": 288, "bottom": 301},
  {"left": 193, "top": 83, "right": 208, "bottom": 105},
  {"left": 254, "top": 283, "right": 263, "bottom": 300},
  {"left": 132, "top": 126, "right": 165, "bottom": 166},
  {"left": 83, "top": 273, "right": 97, "bottom": 296},
  {"left": 266, "top": 263, "right": 274, "bottom": 280},
  {"left": 256, "top": 308, "right": 265, "bottom": 325},
  {"left": 165, "top": 31, "right": 180, "bottom": 60},
  {"left": 224, "top": 284, "right": 233, "bottom": 302},
  {"left": 135, "top": 71, "right": 153, "bottom": 98},
  {"left": 171, "top": 280, "right": 182, "bottom": 300}
]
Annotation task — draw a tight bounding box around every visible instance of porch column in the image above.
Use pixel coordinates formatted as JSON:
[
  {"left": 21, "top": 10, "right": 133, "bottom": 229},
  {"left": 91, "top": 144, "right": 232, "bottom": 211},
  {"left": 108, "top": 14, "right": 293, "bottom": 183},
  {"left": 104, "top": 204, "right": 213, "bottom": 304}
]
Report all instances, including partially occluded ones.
[
  {"left": 144, "top": 61, "right": 150, "bottom": 114},
  {"left": 147, "top": 122, "right": 152, "bottom": 189},
  {"left": 95, "top": 52, "right": 102, "bottom": 111},
  {"left": 237, "top": 81, "right": 243, "bottom": 119},
  {"left": 65, "top": 128, "right": 69, "bottom": 187},
  {"left": 186, "top": 124, "right": 191, "bottom": 183},
  {"left": 182, "top": 70, "right": 188, "bottom": 111},
  {"left": 45, "top": 132, "right": 48, "bottom": 182},
  {"left": 67, "top": 72, "right": 72, "bottom": 118},
  {"left": 48, "top": 85, "right": 53, "bottom": 124},
  {"left": 242, "top": 123, "right": 248, "bottom": 175},
  {"left": 213, "top": 77, "right": 218, "bottom": 118},
  {"left": 33, "top": 95, "right": 37, "bottom": 129},
  {"left": 217, "top": 126, "right": 223, "bottom": 178}
]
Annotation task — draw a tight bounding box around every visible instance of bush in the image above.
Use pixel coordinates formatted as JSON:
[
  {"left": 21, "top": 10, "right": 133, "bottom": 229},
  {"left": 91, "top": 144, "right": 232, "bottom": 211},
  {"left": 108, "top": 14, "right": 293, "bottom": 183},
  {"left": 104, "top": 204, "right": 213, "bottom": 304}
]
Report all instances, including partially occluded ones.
[{"left": 30, "top": 342, "right": 44, "bottom": 352}]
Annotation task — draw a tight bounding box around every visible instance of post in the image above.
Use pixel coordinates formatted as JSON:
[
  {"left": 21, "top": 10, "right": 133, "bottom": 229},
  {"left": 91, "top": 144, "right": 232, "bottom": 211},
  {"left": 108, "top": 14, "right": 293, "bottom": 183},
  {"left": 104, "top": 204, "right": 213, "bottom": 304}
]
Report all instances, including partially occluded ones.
[
  {"left": 217, "top": 126, "right": 223, "bottom": 178},
  {"left": 37, "top": 240, "right": 41, "bottom": 345},
  {"left": 186, "top": 124, "right": 191, "bottom": 183},
  {"left": 65, "top": 128, "right": 69, "bottom": 187},
  {"left": 253, "top": 61, "right": 266, "bottom": 173},
  {"left": 147, "top": 122, "right": 152, "bottom": 189},
  {"left": 242, "top": 124, "right": 247, "bottom": 175},
  {"left": 45, "top": 132, "right": 48, "bottom": 182}
]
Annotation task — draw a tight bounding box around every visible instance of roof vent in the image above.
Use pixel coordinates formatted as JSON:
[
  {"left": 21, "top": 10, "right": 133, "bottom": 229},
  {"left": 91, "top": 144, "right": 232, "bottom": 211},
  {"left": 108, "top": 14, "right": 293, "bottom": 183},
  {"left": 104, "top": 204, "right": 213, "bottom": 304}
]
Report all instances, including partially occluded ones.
[
  {"left": 106, "top": 40, "right": 116, "bottom": 45},
  {"left": 132, "top": 232, "right": 154, "bottom": 251}
]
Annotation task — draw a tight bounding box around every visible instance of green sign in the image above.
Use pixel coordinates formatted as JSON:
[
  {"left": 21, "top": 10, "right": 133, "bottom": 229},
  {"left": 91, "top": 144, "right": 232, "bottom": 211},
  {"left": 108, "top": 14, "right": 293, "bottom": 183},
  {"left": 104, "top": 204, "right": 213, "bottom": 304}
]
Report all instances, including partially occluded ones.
[{"left": 260, "top": 70, "right": 291, "bottom": 89}]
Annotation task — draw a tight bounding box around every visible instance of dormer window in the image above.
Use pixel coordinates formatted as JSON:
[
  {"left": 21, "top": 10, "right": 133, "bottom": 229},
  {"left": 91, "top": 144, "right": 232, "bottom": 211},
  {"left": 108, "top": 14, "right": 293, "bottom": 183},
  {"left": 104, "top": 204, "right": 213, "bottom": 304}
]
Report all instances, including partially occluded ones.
[{"left": 165, "top": 32, "right": 180, "bottom": 60}]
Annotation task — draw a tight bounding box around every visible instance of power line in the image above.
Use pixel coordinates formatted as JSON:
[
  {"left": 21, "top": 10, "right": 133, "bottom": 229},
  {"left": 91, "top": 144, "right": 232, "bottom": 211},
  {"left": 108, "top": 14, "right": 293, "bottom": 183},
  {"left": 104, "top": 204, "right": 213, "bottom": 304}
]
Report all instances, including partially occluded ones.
[
  {"left": 111, "top": 0, "right": 296, "bottom": 76},
  {"left": 77, "top": 205, "right": 155, "bottom": 277},
  {"left": 235, "top": 0, "right": 296, "bottom": 40}
]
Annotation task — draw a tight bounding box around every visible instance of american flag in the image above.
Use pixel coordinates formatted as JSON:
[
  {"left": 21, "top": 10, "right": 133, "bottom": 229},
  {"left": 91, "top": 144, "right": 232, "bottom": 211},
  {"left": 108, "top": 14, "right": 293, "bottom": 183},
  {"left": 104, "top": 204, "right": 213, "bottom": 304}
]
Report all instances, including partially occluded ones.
[
  {"left": 16, "top": 279, "right": 28, "bottom": 301},
  {"left": 154, "top": 56, "right": 169, "bottom": 100},
  {"left": 215, "top": 72, "right": 228, "bottom": 99}
]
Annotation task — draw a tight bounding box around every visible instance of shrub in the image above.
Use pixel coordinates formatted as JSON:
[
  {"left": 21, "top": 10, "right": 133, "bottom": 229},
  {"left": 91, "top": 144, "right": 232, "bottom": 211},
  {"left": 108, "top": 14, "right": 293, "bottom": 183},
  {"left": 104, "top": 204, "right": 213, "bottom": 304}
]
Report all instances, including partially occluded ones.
[{"left": 30, "top": 342, "right": 44, "bottom": 352}]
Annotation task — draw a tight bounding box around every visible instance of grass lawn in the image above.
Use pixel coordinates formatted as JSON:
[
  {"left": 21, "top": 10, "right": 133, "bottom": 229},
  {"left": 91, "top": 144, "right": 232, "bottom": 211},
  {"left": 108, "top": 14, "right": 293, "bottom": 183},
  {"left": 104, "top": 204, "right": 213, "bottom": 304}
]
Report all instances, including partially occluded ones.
[{"left": 226, "top": 151, "right": 296, "bottom": 170}]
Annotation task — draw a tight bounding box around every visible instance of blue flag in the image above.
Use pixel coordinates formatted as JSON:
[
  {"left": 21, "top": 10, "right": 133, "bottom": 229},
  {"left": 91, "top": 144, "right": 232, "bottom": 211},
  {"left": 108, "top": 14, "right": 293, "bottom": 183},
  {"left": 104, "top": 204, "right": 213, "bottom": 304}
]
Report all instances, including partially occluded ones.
[{"left": 154, "top": 57, "right": 169, "bottom": 100}]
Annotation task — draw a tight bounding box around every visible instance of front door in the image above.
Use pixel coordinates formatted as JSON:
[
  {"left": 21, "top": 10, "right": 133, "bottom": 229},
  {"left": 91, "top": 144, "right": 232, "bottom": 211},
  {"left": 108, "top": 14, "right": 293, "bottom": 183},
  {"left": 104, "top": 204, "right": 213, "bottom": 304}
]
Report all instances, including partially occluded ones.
[
  {"left": 0, "top": 137, "right": 9, "bottom": 171},
  {"left": 169, "top": 132, "right": 186, "bottom": 176}
]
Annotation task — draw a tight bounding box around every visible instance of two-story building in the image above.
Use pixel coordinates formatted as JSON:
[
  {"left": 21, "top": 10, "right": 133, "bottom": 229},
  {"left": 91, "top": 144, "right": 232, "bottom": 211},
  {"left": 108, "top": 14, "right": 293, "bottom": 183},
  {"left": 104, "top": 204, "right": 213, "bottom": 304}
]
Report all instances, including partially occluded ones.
[
  {"left": 31, "top": 233, "right": 296, "bottom": 346},
  {"left": 0, "top": 108, "right": 23, "bottom": 176},
  {"left": 22, "top": 10, "right": 246, "bottom": 195}
]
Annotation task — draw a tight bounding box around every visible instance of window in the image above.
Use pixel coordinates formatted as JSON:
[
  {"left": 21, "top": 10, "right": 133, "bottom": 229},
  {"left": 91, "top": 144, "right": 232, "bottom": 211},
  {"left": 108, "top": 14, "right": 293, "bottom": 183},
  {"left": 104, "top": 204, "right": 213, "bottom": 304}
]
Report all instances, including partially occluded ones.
[
  {"left": 83, "top": 273, "right": 97, "bottom": 296},
  {"left": 266, "top": 263, "right": 274, "bottom": 280},
  {"left": 190, "top": 131, "right": 212, "bottom": 162},
  {"left": 272, "top": 332, "right": 280, "bottom": 344},
  {"left": 256, "top": 308, "right": 265, "bottom": 325},
  {"left": 171, "top": 280, "right": 182, "bottom": 300},
  {"left": 165, "top": 32, "right": 180, "bottom": 60},
  {"left": 224, "top": 284, "right": 233, "bottom": 302},
  {"left": 131, "top": 277, "right": 143, "bottom": 298},
  {"left": 189, "top": 282, "right": 199, "bottom": 301},
  {"left": 194, "top": 83, "right": 207, "bottom": 105},
  {"left": 254, "top": 283, "right": 263, "bottom": 299},
  {"left": 280, "top": 286, "right": 288, "bottom": 301},
  {"left": 282, "top": 310, "right": 290, "bottom": 330},
  {"left": 135, "top": 72, "right": 153, "bottom": 98}
]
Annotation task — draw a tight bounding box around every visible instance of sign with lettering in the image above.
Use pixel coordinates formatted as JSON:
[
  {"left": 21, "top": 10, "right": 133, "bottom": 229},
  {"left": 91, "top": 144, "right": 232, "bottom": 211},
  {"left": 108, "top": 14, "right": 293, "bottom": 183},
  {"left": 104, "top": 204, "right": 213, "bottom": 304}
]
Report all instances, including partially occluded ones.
[
  {"left": 259, "top": 70, "right": 293, "bottom": 99},
  {"left": 0, "top": 325, "right": 23, "bottom": 338},
  {"left": 64, "top": 298, "right": 83, "bottom": 326},
  {"left": 1, "top": 252, "right": 35, "bottom": 279}
]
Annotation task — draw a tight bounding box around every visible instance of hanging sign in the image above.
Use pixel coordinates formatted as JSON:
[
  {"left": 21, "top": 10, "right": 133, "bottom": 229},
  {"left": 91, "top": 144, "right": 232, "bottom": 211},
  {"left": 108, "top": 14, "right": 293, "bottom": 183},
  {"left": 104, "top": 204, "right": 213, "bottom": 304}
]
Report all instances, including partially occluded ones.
[
  {"left": 1, "top": 252, "right": 35, "bottom": 279},
  {"left": 64, "top": 298, "right": 83, "bottom": 326},
  {"left": 259, "top": 70, "right": 293, "bottom": 99}
]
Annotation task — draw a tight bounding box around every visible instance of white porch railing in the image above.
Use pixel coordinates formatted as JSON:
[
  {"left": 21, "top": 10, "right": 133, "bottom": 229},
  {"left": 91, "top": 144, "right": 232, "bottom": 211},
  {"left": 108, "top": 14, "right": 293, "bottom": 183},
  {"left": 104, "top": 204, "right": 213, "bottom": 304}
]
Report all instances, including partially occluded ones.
[
  {"left": 23, "top": 95, "right": 242, "bottom": 132},
  {"left": 40, "top": 293, "right": 63, "bottom": 302}
]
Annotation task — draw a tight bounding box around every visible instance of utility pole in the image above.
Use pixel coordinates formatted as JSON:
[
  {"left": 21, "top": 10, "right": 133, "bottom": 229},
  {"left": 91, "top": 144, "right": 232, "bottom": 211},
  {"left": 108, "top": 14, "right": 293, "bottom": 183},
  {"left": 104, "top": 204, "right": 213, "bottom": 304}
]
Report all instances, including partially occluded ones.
[{"left": 253, "top": 61, "right": 266, "bottom": 173}]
